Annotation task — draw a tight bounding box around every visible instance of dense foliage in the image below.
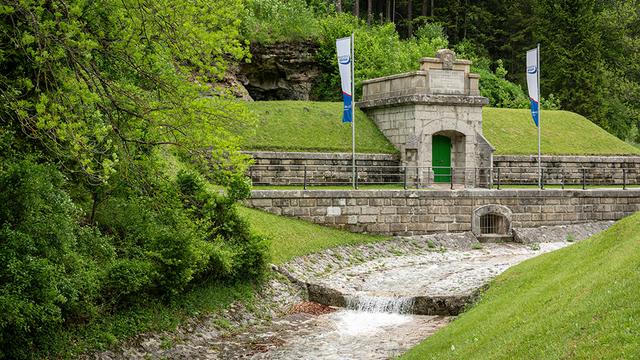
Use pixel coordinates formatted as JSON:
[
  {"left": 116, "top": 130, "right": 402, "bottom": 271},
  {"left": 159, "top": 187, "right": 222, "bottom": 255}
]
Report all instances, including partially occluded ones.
[
  {"left": 0, "top": 1, "right": 266, "bottom": 358},
  {"left": 242, "top": 1, "right": 547, "bottom": 109},
  {"left": 245, "top": 0, "right": 640, "bottom": 142}
]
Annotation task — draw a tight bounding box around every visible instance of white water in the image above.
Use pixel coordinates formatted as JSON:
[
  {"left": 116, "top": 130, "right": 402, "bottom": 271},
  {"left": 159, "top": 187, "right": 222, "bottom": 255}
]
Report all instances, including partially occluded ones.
[
  {"left": 346, "top": 294, "right": 415, "bottom": 314},
  {"left": 334, "top": 310, "right": 413, "bottom": 336}
]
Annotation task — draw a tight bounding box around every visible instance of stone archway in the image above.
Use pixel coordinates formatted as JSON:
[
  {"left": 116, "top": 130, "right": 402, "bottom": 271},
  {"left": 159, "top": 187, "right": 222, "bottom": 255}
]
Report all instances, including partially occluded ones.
[{"left": 472, "top": 204, "right": 513, "bottom": 242}]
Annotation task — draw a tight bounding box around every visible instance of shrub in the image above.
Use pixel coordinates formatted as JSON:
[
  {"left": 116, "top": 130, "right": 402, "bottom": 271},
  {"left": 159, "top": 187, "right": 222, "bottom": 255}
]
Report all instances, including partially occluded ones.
[
  {"left": 0, "top": 160, "right": 103, "bottom": 359},
  {"left": 242, "top": 0, "right": 321, "bottom": 43},
  {"left": 176, "top": 170, "right": 268, "bottom": 280},
  {"left": 313, "top": 14, "right": 449, "bottom": 100}
]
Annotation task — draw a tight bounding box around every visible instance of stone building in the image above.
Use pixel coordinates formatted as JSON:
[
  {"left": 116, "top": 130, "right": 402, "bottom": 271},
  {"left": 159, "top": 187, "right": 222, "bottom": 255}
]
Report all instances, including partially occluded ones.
[{"left": 358, "top": 49, "right": 494, "bottom": 187}]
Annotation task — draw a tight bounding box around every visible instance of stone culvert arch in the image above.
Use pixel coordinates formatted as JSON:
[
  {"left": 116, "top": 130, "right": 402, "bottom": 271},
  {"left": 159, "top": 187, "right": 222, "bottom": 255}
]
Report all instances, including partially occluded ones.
[{"left": 472, "top": 204, "right": 513, "bottom": 241}]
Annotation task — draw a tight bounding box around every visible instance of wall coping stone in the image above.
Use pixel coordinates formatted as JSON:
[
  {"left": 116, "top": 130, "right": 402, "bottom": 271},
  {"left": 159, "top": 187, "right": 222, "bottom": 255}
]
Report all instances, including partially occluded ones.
[
  {"left": 243, "top": 151, "right": 399, "bottom": 161},
  {"left": 494, "top": 155, "right": 640, "bottom": 163},
  {"left": 361, "top": 71, "right": 427, "bottom": 85},
  {"left": 357, "top": 94, "right": 489, "bottom": 109},
  {"left": 250, "top": 188, "right": 640, "bottom": 199}
]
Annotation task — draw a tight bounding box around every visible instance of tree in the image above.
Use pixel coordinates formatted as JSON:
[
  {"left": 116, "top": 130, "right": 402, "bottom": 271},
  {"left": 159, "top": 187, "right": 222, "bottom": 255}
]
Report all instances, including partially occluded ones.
[
  {"left": 535, "top": 0, "right": 607, "bottom": 128},
  {"left": 407, "top": 0, "right": 414, "bottom": 36},
  {"left": 0, "top": 0, "right": 252, "bottom": 188}
]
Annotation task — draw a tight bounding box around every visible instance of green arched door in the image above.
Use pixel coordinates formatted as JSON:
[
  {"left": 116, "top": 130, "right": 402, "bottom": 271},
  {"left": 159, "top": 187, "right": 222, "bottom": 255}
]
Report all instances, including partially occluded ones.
[{"left": 432, "top": 135, "right": 451, "bottom": 183}]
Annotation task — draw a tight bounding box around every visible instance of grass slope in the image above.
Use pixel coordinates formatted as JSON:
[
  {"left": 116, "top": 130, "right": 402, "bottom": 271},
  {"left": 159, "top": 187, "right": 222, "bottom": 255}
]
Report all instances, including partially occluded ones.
[
  {"left": 238, "top": 206, "right": 390, "bottom": 264},
  {"left": 242, "top": 101, "right": 639, "bottom": 155},
  {"left": 402, "top": 212, "right": 640, "bottom": 360},
  {"left": 243, "top": 101, "right": 397, "bottom": 153},
  {"left": 483, "top": 108, "right": 640, "bottom": 155}
]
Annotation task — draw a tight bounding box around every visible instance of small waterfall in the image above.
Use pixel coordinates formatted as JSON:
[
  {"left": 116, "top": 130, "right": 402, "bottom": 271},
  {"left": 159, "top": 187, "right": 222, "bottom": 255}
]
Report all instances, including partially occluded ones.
[{"left": 346, "top": 294, "right": 415, "bottom": 314}]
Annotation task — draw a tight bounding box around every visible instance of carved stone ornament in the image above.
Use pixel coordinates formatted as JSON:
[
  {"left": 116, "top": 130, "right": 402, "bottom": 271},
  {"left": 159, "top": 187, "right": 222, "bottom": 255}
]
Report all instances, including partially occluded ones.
[{"left": 436, "top": 49, "right": 456, "bottom": 70}]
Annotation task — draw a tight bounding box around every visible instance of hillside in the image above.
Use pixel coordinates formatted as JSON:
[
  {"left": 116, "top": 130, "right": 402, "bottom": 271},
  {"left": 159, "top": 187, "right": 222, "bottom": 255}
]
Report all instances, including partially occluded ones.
[
  {"left": 238, "top": 206, "right": 390, "bottom": 264},
  {"left": 243, "top": 101, "right": 640, "bottom": 156},
  {"left": 402, "top": 211, "right": 640, "bottom": 360},
  {"left": 242, "top": 101, "right": 397, "bottom": 153},
  {"left": 484, "top": 108, "right": 640, "bottom": 155}
]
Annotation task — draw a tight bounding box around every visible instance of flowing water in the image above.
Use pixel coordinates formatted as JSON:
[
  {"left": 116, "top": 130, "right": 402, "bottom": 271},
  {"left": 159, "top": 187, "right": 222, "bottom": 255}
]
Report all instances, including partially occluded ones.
[
  {"left": 346, "top": 294, "right": 415, "bottom": 314},
  {"left": 246, "top": 310, "right": 449, "bottom": 359}
]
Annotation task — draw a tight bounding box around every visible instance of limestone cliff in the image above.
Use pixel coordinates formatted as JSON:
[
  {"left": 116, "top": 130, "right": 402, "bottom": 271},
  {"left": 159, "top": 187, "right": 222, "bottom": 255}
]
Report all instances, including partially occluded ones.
[{"left": 239, "top": 41, "right": 321, "bottom": 101}]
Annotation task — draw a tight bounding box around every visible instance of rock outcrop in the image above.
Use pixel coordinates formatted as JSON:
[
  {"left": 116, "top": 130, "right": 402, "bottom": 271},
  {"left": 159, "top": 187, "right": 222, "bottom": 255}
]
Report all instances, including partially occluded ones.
[{"left": 240, "top": 41, "right": 321, "bottom": 100}]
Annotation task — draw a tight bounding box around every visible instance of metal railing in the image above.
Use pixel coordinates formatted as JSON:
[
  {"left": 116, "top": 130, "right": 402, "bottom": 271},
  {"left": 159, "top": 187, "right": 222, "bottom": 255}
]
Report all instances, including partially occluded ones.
[{"left": 247, "top": 163, "right": 640, "bottom": 190}]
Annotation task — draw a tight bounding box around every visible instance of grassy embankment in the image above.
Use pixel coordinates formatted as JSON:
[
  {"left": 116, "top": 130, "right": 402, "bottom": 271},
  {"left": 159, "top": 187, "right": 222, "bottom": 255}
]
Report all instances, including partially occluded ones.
[
  {"left": 402, "top": 211, "right": 640, "bottom": 360},
  {"left": 244, "top": 101, "right": 640, "bottom": 156},
  {"left": 243, "top": 101, "right": 397, "bottom": 153},
  {"left": 238, "top": 206, "right": 390, "bottom": 263},
  {"left": 483, "top": 107, "right": 640, "bottom": 155}
]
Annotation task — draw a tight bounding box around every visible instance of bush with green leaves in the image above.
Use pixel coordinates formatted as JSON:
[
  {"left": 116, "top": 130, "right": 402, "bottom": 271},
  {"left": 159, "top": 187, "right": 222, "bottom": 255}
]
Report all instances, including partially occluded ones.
[
  {"left": 176, "top": 170, "right": 268, "bottom": 281},
  {"left": 313, "top": 14, "right": 448, "bottom": 100},
  {"left": 241, "top": 0, "right": 321, "bottom": 43},
  {"left": 0, "top": 160, "right": 111, "bottom": 359}
]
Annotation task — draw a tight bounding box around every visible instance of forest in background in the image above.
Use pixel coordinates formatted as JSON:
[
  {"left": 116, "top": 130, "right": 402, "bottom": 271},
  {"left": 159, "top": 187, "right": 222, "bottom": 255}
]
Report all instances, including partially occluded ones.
[{"left": 244, "top": 0, "right": 640, "bottom": 143}]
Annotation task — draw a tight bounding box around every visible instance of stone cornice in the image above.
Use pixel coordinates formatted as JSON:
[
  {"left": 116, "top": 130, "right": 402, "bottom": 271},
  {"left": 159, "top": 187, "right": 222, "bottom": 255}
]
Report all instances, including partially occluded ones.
[{"left": 357, "top": 94, "right": 490, "bottom": 109}]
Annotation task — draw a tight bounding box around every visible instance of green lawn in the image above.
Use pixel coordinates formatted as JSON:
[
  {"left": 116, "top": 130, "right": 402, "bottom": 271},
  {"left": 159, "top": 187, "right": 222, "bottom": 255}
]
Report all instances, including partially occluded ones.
[
  {"left": 402, "top": 211, "right": 640, "bottom": 360},
  {"left": 243, "top": 101, "right": 397, "bottom": 153},
  {"left": 238, "top": 206, "right": 390, "bottom": 264},
  {"left": 483, "top": 108, "right": 640, "bottom": 155},
  {"left": 242, "top": 101, "right": 639, "bottom": 156}
]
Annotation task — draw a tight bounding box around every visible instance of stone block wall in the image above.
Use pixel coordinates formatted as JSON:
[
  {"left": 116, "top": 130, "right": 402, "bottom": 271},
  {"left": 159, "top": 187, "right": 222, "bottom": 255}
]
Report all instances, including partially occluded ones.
[
  {"left": 244, "top": 152, "right": 640, "bottom": 187},
  {"left": 493, "top": 155, "right": 640, "bottom": 185},
  {"left": 245, "top": 151, "right": 402, "bottom": 186},
  {"left": 244, "top": 189, "right": 640, "bottom": 236}
]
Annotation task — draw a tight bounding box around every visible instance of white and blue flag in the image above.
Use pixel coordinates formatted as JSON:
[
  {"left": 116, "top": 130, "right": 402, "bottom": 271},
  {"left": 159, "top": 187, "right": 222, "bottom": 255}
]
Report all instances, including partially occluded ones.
[
  {"left": 526, "top": 47, "right": 540, "bottom": 127},
  {"left": 336, "top": 36, "right": 353, "bottom": 123}
]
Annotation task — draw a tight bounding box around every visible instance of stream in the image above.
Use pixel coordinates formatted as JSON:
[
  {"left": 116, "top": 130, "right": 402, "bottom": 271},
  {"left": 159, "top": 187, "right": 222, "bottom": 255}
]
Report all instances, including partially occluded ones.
[{"left": 94, "top": 222, "right": 613, "bottom": 360}]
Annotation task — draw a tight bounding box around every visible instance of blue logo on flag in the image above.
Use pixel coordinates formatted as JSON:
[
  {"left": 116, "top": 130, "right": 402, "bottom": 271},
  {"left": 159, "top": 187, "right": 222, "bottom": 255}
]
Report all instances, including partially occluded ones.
[
  {"left": 339, "top": 55, "right": 351, "bottom": 65},
  {"left": 342, "top": 93, "right": 353, "bottom": 123},
  {"left": 527, "top": 65, "right": 537, "bottom": 74},
  {"left": 529, "top": 98, "right": 539, "bottom": 127}
]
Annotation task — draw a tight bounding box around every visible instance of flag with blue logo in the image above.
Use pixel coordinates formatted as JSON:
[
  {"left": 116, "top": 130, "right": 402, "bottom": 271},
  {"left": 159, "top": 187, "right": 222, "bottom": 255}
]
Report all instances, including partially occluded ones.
[
  {"left": 526, "top": 47, "right": 540, "bottom": 127},
  {"left": 336, "top": 36, "right": 353, "bottom": 123}
]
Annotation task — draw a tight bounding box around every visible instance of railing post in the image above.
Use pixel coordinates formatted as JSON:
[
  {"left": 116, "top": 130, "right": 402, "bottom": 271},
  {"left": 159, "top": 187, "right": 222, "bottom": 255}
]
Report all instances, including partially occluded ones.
[
  {"left": 303, "top": 165, "right": 307, "bottom": 190},
  {"left": 541, "top": 168, "right": 545, "bottom": 190},
  {"left": 561, "top": 172, "right": 565, "bottom": 190},
  {"left": 403, "top": 166, "right": 407, "bottom": 190},
  {"left": 497, "top": 168, "right": 501, "bottom": 190},
  {"left": 623, "top": 168, "right": 627, "bottom": 190},
  {"left": 355, "top": 166, "right": 359, "bottom": 190},
  {"left": 582, "top": 168, "right": 586, "bottom": 190}
]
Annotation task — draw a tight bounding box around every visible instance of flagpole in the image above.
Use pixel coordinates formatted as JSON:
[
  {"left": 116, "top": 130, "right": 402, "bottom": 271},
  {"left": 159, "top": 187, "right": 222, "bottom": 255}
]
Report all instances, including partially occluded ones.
[
  {"left": 351, "top": 32, "right": 356, "bottom": 189},
  {"left": 537, "top": 43, "right": 541, "bottom": 188}
]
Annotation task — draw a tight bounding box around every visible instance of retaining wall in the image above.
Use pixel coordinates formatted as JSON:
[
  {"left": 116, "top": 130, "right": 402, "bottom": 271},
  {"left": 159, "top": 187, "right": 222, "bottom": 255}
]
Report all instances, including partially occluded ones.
[
  {"left": 244, "top": 189, "right": 640, "bottom": 236},
  {"left": 493, "top": 155, "right": 640, "bottom": 185},
  {"left": 245, "top": 151, "right": 401, "bottom": 186}
]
